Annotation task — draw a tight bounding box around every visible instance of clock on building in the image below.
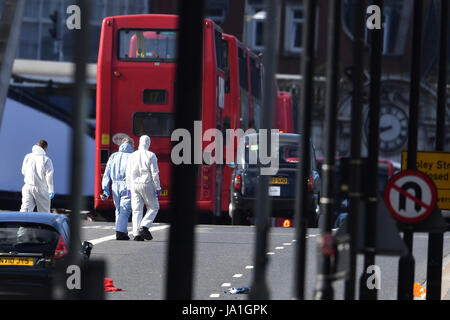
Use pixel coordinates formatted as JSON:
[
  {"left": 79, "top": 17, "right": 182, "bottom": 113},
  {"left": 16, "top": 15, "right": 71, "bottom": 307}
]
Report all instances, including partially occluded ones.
[
  {"left": 365, "top": 104, "right": 409, "bottom": 153},
  {"left": 337, "top": 78, "right": 446, "bottom": 160}
]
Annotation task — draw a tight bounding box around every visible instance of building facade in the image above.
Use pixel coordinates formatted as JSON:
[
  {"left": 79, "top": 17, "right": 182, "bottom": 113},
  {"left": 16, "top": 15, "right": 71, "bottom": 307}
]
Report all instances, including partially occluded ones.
[
  {"left": 0, "top": 0, "right": 150, "bottom": 63},
  {"left": 3, "top": 0, "right": 449, "bottom": 164},
  {"left": 192, "top": 0, "right": 450, "bottom": 163}
]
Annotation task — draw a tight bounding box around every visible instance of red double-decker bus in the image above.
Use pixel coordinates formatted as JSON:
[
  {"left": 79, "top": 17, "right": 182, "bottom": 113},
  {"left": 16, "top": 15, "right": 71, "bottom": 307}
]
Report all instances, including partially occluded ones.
[
  {"left": 95, "top": 14, "right": 273, "bottom": 221},
  {"left": 95, "top": 14, "right": 227, "bottom": 217},
  {"left": 221, "top": 33, "right": 263, "bottom": 213}
]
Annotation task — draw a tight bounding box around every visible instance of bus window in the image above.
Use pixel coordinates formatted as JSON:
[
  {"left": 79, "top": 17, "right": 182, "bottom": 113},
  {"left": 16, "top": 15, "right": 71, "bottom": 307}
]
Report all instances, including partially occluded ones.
[
  {"left": 240, "top": 92, "right": 250, "bottom": 130},
  {"left": 253, "top": 102, "right": 260, "bottom": 130},
  {"left": 250, "top": 58, "right": 261, "bottom": 101},
  {"left": 143, "top": 89, "right": 168, "bottom": 105},
  {"left": 133, "top": 112, "right": 174, "bottom": 137},
  {"left": 250, "top": 57, "right": 262, "bottom": 129},
  {"left": 215, "top": 29, "right": 224, "bottom": 71},
  {"left": 118, "top": 29, "right": 178, "bottom": 61},
  {"left": 222, "top": 39, "right": 230, "bottom": 93},
  {"left": 238, "top": 47, "right": 250, "bottom": 129},
  {"left": 238, "top": 47, "right": 248, "bottom": 92}
]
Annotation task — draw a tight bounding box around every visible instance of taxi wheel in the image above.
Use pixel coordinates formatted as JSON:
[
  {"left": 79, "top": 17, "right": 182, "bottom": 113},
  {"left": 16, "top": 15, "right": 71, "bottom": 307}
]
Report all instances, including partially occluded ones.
[{"left": 231, "top": 209, "right": 247, "bottom": 225}]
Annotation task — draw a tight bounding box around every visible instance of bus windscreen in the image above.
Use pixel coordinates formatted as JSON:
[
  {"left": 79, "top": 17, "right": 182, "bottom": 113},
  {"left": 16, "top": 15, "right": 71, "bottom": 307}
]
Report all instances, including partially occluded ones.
[
  {"left": 119, "top": 29, "right": 177, "bottom": 61},
  {"left": 133, "top": 112, "right": 174, "bottom": 137}
]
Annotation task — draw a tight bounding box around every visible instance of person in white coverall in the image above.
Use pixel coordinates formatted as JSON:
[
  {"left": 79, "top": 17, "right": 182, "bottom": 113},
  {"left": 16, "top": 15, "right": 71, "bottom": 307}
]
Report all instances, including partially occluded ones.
[
  {"left": 102, "top": 137, "right": 134, "bottom": 240},
  {"left": 20, "top": 140, "right": 54, "bottom": 213},
  {"left": 126, "top": 135, "right": 161, "bottom": 241}
]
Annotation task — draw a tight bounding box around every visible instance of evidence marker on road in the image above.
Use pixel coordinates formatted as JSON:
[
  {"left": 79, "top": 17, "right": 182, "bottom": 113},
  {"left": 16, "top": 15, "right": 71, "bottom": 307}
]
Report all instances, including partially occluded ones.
[{"left": 385, "top": 170, "right": 437, "bottom": 224}]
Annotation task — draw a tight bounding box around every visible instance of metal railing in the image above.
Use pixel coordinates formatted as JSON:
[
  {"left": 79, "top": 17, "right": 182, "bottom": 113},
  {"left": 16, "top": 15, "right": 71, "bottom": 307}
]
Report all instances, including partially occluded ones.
[{"left": 0, "top": 0, "right": 448, "bottom": 302}]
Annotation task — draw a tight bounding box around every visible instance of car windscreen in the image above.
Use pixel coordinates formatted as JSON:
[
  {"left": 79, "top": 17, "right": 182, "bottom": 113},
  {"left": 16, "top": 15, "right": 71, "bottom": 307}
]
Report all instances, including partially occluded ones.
[
  {"left": 244, "top": 140, "right": 311, "bottom": 168},
  {"left": 0, "top": 222, "right": 59, "bottom": 253},
  {"left": 118, "top": 29, "right": 177, "bottom": 61},
  {"left": 133, "top": 112, "right": 174, "bottom": 137}
]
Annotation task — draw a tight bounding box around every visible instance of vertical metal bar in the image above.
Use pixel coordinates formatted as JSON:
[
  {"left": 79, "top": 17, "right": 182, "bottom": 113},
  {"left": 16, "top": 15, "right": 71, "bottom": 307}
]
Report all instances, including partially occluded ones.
[
  {"left": 344, "top": 0, "right": 366, "bottom": 301},
  {"left": 435, "top": 2, "right": 448, "bottom": 153},
  {"left": 65, "top": 0, "right": 91, "bottom": 299},
  {"left": 165, "top": 0, "right": 204, "bottom": 300},
  {"left": 359, "top": 0, "right": 383, "bottom": 301},
  {"left": 313, "top": 0, "right": 341, "bottom": 301},
  {"left": 0, "top": 0, "right": 26, "bottom": 127},
  {"left": 294, "top": 0, "right": 316, "bottom": 300},
  {"left": 426, "top": 0, "right": 448, "bottom": 301},
  {"left": 249, "top": 0, "right": 280, "bottom": 300},
  {"left": 398, "top": 230, "right": 415, "bottom": 300},
  {"left": 406, "top": 1, "right": 423, "bottom": 171},
  {"left": 51, "top": 0, "right": 92, "bottom": 300},
  {"left": 398, "top": 0, "right": 423, "bottom": 301}
]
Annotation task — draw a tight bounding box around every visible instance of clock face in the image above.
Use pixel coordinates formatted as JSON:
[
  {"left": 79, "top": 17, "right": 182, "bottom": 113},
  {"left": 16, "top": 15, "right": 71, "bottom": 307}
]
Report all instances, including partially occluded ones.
[{"left": 365, "top": 104, "right": 409, "bottom": 153}]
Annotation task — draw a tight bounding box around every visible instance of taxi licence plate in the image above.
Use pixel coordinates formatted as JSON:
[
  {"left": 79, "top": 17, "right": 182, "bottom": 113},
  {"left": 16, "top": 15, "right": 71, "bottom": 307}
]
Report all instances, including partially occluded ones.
[
  {"left": 270, "top": 177, "right": 288, "bottom": 185},
  {"left": 160, "top": 189, "right": 168, "bottom": 197},
  {"left": 0, "top": 257, "right": 34, "bottom": 266}
]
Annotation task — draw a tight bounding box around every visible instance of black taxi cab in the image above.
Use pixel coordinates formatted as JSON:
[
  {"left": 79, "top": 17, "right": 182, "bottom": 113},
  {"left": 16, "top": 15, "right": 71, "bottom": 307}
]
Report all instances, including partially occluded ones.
[{"left": 227, "top": 133, "right": 321, "bottom": 226}]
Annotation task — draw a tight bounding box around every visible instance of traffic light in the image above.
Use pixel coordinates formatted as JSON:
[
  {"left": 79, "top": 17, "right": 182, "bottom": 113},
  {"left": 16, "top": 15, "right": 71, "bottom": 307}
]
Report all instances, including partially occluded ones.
[{"left": 48, "top": 10, "right": 61, "bottom": 40}]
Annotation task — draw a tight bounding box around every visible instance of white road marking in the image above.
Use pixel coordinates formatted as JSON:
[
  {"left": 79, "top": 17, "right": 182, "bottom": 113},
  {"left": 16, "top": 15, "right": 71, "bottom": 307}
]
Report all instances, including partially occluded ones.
[
  {"left": 232, "top": 274, "right": 243, "bottom": 278},
  {"left": 441, "top": 255, "right": 450, "bottom": 300},
  {"left": 267, "top": 252, "right": 275, "bottom": 255},
  {"left": 87, "top": 225, "right": 169, "bottom": 245},
  {"left": 221, "top": 283, "right": 231, "bottom": 287},
  {"left": 283, "top": 242, "right": 292, "bottom": 246},
  {"left": 245, "top": 265, "right": 254, "bottom": 269},
  {"left": 275, "top": 246, "right": 284, "bottom": 250},
  {"left": 82, "top": 225, "right": 115, "bottom": 230},
  {"left": 209, "top": 293, "right": 220, "bottom": 298}
]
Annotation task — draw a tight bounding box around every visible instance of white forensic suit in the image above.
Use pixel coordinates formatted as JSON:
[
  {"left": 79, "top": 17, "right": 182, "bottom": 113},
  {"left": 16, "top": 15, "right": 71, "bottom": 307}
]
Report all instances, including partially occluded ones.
[
  {"left": 102, "top": 142, "right": 134, "bottom": 234},
  {"left": 20, "top": 145, "right": 54, "bottom": 212},
  {"left": 126, "top": 135, "right": 161, "bottom": 237}
]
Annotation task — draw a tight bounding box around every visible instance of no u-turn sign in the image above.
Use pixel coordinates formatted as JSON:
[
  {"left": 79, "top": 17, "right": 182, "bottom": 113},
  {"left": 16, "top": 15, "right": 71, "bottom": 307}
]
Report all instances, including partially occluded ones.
[{"left": 384, "top": 170, "right": 437, "bottom": 223}]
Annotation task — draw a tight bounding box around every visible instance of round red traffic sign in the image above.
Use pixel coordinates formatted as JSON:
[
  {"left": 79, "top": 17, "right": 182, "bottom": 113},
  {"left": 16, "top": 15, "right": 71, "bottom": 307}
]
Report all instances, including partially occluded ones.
[{"left": 384, "top": 170, "right": 437, "bottom": 223}]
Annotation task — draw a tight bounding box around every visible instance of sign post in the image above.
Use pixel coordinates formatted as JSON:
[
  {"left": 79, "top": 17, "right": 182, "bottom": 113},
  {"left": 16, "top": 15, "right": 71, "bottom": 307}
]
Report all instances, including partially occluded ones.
[
  {"left": 385, "top": 169, "right": 445, "bottom": 300},
  {"left": 402, "top": 150, "right": 450, "bottom": 300}
]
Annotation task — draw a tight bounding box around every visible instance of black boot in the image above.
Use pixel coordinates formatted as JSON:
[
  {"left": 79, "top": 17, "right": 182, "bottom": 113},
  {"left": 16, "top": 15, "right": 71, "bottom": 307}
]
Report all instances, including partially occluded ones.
[
  {"left": 139, "top": 226, "right": 153, "bottom": 240},
  {"left": 116, "top": 231, "right": 130, "bottom": 240},
  {"left": 133, "top": 235, "right": 144, "bottom": 241}
]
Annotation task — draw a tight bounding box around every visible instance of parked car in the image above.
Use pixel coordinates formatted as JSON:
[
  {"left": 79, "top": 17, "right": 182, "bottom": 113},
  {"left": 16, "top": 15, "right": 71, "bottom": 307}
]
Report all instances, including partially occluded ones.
[
  {"left": 228, "top": 133, "right": 321, "bottom": 226},
  {"left": 316, "top": 158, "right": 397, "bottom": 228},
  {"left": 0, "top": 212, "right": 93, "bottom": 298}
]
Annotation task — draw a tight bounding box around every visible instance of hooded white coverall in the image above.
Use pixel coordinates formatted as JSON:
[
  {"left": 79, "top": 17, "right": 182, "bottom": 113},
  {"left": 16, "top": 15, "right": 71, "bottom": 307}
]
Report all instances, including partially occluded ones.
[
  {"left": 20, "top": 145, "right": 54, "bottom": 213},
  {"left": 102, "top": 141, "right": 134, "bottom": 233},
  {"left": 126, "top": 135, "right": 161, "bottom": 236}
]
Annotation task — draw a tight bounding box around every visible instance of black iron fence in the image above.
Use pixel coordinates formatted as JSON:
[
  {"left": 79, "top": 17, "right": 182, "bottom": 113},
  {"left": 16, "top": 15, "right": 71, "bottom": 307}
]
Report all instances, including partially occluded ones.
[{"left": 0, "top": 0, "right": 448, "bottom": 302}]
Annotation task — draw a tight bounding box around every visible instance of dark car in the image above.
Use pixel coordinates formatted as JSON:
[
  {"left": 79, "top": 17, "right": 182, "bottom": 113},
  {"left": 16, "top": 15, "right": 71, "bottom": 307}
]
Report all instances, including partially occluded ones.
[
  {"left": 0, "top": 212, "right": 93, "bottom": 298},
  {"left": 227, "top": 133, "right": 321, "bottom": 226},
  {"left": 316, "top": 158, "right": 397, "bottom": 228}
]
